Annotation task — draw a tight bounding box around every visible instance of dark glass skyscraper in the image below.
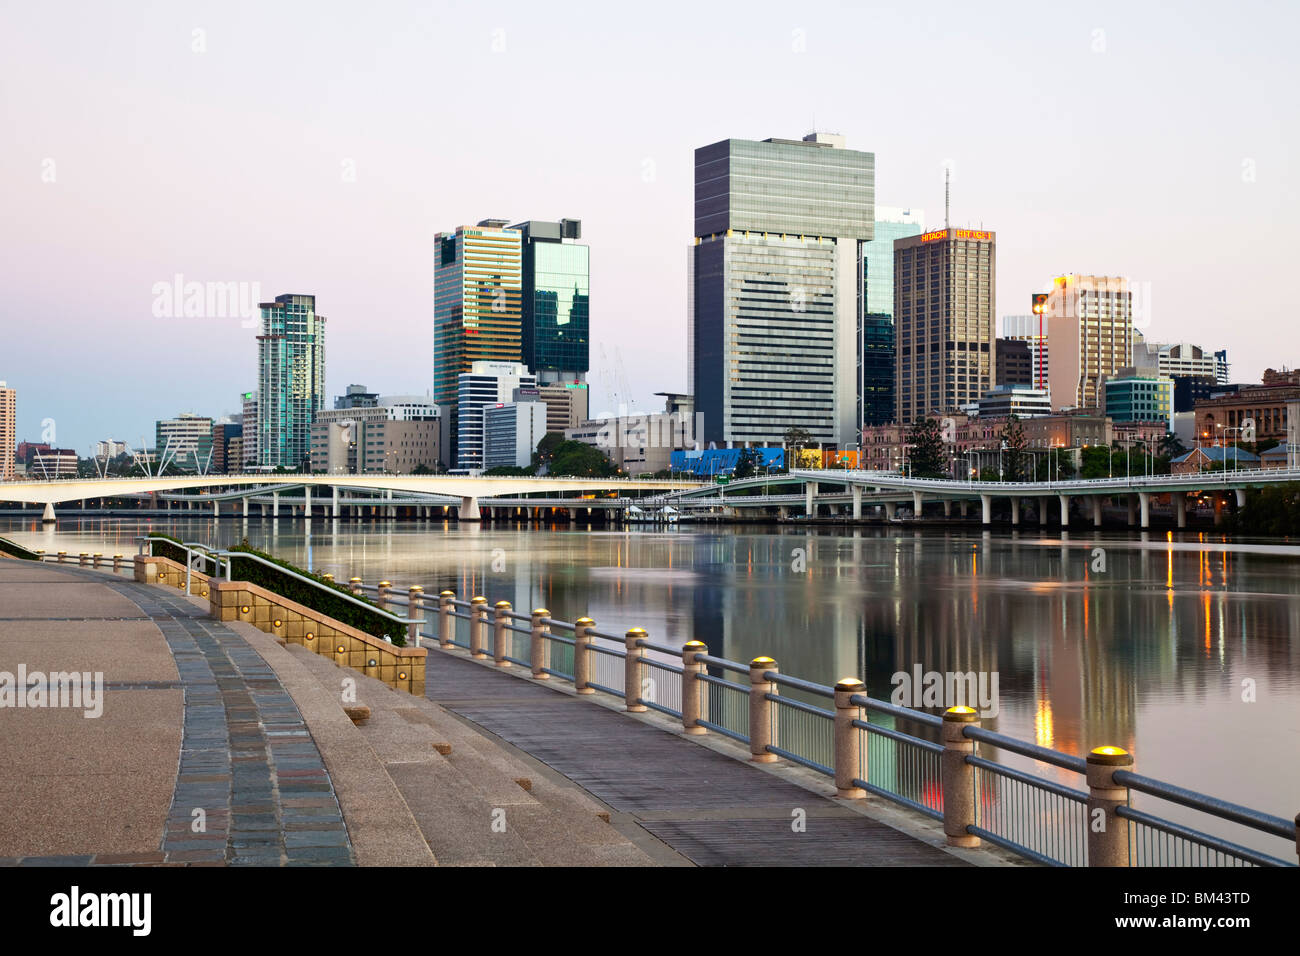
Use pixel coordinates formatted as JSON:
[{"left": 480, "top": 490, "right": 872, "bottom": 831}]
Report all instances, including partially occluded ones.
[
  {"left": 860, "top": 209, "right": 923, "bottom": 426},
  {"left": 512, "top": 219, "right": 589, "bottom": 384}
]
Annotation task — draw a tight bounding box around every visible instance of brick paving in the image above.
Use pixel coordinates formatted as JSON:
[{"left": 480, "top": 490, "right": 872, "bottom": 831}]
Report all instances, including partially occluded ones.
[{"left": 0, "top": 566, "right": 353, "bottom": 867}]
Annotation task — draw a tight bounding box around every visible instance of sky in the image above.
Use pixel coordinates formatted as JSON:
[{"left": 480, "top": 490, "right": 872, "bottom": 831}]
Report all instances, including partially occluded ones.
[{"left": 2, "top": 0, "right": 1297, "bottom": 453}]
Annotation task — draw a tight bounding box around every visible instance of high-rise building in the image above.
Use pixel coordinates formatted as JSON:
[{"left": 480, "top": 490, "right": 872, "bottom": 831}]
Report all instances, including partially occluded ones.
[
  {"left": 1133, "top": 340, "right": 1222, "bottom": 381},
  {"left": 512, "top": 219, "right": 589, "bottom": 385},
  {"left": 455, "top": 361, "right": 536, "bottom": 472},
  {"left": 335, "top": 384, "right": 379, "bottom": 409},
  {"left": 435, "top": 222, "right": 524, "bottom": 464},
  {"left": 1044, "top": 275, "right": 1132, "bottom": 411},
  {"left": 691, "top": 133, "right": 874, "bottom": 447},
  {"left": 1001, "top": 314, "right": 1049, "bottom": 390},
  {"left": 94, "top": 439, "right": 129, "bottom": 459},
  {"left": 240, "top": 391, "right": 258, "bottom": 468},
  {"left": 310, "top": 394, "right": 440, "bottom": 475},
  {"left": 1104, "top": 373, "right": 1173, "bottom": 430},
  {"left": 155, "top": 414, "right": 215, "bottom": 471},
  {"left": 535, "top": 383, "right": 589, "bottom": 434},
  {"left": 861, "top": 208, "right": 923, "bottom": 427},
  {"left": 894, "top": 228, "right": 997, "bottom": 426},
  {"left": 256, "top": 294, "right": 326, "bottom": 470},
  {"left": 1215, "top": 349, "right": 1230, "bottom": 385},
  {"left": 0, "top": 382, "right": 15, "bottom": 481},
  {"left": 995, "top": 338, "right": 1033, "bottom": 387},
  {"left": 211, "top": 420, "right": 243, "bottom": 474},
  {"left": 484, "top": 401, "right": 548, "bottom": 470}
]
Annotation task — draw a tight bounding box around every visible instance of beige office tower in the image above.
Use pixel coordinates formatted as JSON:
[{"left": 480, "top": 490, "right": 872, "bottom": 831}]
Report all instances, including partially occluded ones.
[
  {"left": 893, "top": 228, "right": 996, "bottom": 426},
  {"left": 1045, "top": 274, "right": 1133, "bottom": 411},
  {"left": 0, "top": 382, "right": 14, "bottom": 481}
]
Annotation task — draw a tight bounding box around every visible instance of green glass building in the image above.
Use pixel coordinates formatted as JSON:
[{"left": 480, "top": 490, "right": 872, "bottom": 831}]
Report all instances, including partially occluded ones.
[
  {"left": 861, "top": 209, "right": 924, "bottom": 426},
  {"left": 256, "top": 293, "right": 326, "bottom": 470},
  {"left": 512, "top": 219, "right": 589, "bottom": 384}
]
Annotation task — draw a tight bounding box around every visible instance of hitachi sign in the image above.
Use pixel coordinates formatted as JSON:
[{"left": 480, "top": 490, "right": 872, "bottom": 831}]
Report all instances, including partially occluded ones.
[{"left": 921, "top": 228, "right": 993, "bottom": 242}]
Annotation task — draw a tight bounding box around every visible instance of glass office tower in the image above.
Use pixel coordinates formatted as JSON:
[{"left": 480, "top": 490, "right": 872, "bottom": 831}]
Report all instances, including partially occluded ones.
[
  {"left": 256, "top": 294, "right": 326, "bottom": 470},
  {"left": 861, "top": 209, "right": 923, "bottom": 426},
  {"left": 512, "top": 219, "right": 589, "bottom": 383},
  {"left": 691, "top": 134, "right": 874, "bottom": 447}
]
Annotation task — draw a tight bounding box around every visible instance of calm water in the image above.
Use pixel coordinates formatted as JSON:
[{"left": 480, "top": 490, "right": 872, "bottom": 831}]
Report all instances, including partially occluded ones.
[{"left": 7, "top": 514, "right": 1299, "bottom": 855}]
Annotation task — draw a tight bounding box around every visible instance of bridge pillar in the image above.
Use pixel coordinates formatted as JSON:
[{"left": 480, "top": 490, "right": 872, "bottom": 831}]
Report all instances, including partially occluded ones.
[
  {"left": 304, "top": 486, "right": 312, "bottom": 522},
  {"left": 960, "top": 500, "right": 968, "bottom": 517},
  {"left": 1058, "top": 494, "right": 1070, "bottom": 527},
  {"left": 332, "top": 486, "right": 340, "bottom": 518},
  {"left": 1127, "top": 495, "right": 1137, "bottom": 527},
  {"left": 1235, "top": 488, "right": 1246, "bottom": 509},
  {"left": 884, "top": 501, "right": 897, "bottom": 521},
  {"left": 242, "top": 495, "right": 249, "bottom": 517},
  {"left": 460, "top": 496, "right": 481, "bottom": 521},
  {"left": 1174, "top": 493, "right": 1186, "bottom": 529},
  {"left": 1213, "top": 495, "right": 1224, "bottom": 526},
  {"left": 1138, "top": 492, "right": 1151, "bottom": 529},
  {"left": 851, "top": 485, "right": 862, "bottom": 520},
  {"left": 272, "top": 491, "right": 280, "bottom": 518},
  {"left": 912, "top": 491, "right": 923, "bottom": 518},
  {"left": 1092, "top": 496, "right": 1103, "bottom": 527},
  {"left": 42, "top": 502, "right": 55, "bottom": 523},
  {"left": 1010, "top": 497, "right": 1020, "bottom": 526},
  {"left": 386, "top": 488, "right": 394, "bottom": 518},
  {"left": 980, "top": 495, "right": 992, "bottom": 526},
  {"left": 778, "top": 505, "right": 789, "bottom": 520},
  {"left": 942, "top": 499, "right": 952, "bottom": 518},
  {"left": 804, "top": 481, "right": 817, "bottom": 518},
  {"left": 213, "top": 499, "right": 220, "bottom": 518}
]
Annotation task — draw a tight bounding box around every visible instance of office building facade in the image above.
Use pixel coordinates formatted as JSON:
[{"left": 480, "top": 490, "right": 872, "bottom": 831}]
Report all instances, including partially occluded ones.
[
  {"left": 484, "top": 402, "right": 548, "bottom": 470},
  {"left": 310, "top": 394, "right": 440, "bottom": 474},
  {"left": 691, "top": 134, "right": 873, "bottom": 447},
  {"left": 156, "top": 414, "right": 214, "bottom": 471},
  {"left": 512, "top": 219, "right": 589, "bottom": 385},
  {"left": 256, "top": 294, "right": 326, "bottom": 470},
  {"left": 455, "top": 362, "right": 536, "bottom": 472},
  {"left": 1104, "top": 374, "right": 1174, "bottom": 429},
  {"left": 240, "top": 391, "right": 258, "bottom": 468},
  {"left": 1044, "top": 275, "right": 1132, "bottom": 411},
  {"left": 978, "top": 385, "right": 1052, "bottom": 419},
  {"left": 0, "top": 382, "right": 14, "bottom": 481},
  {"left": 861, "top": 209, "right": 923, "bottom": 427},
  {"left": 995, "top": 338, "right": 1034, "bottom": 387},
  {"left": 894, "top": 228, "right": 997, "bottom": 426},
  {"left": 1001, "top": 314, "right": 1049, "bottom": 390}
]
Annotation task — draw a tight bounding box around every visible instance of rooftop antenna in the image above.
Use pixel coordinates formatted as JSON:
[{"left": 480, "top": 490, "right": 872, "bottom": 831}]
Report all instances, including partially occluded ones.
[{"left": 945, "top": 166, "right": 950, "bottom": 230}]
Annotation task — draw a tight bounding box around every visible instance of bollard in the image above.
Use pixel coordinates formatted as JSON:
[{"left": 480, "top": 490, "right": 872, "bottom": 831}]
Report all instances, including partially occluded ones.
[
  {"left": 469, "top": 597, "right": 489, "bottom": 658},
  {"left": 35, "top": 550, "right": 44, "bottom": 562},
  {"left": 748, "top": 656, "right": 778, "bottom": 763},
  {"left": 408, "top": 586, "right": 424, "bottom": 647},
  {"left": 624, "top": 628, "right": 648, "bottom": 712},
  {"left": 1086, "top": 746, "right": 1133, "bottom": 867},
  {"left": 573, "top": 618, "right": 596, "bottom": 694},
  {"left": 377, "top": 580, "right": 391, "bottom": 610},
  {"left": 321, "top": 572, "right": 334, "bottom": 584},
  {"left": 941, "top": 706, "right": 981, "bottom": 848},
  {"left": 92, "top": 553, "right": 102, "bottom": 568},
  {"left": 57, "top": 551, "right": 66, "bottom": 564},
  {"left": 530, "top": 608, "right": 551, "bottom": 679},
  {"left": 438, "top": 591, "right": 456, "bottom": 648},
  {"left": 493, "top": 601, "right": 512, "bottom": 667},
  {"left": 112, "top": 554, "right": 122, "bottom": 573},
  {"left": 349, "top": 576, "right": 363, "bottom": 596},
  {"left": 834, "top": 679, "right": 867, "bottom": 798},
  {"left": 79, "top": 552, "right": 90, "bottom": 567},
  {"left": 681, "top": 641, "right": 708, "bottom": 734}
]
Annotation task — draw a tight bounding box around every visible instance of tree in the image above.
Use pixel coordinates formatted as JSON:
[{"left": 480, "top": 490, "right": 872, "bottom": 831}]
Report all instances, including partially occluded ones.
[
  {"left": 411, "top": 463, "right": 433, "bottom": 475},
  {"left": 1000, "top": 416, "right": 1028, "bottom": 482},
  {"left": 906, "top": 418, "right": 948, "bottom": 478},
  {"left": 546, "top": 440, "right": 617, "bottom": 477},
  {"left": 1079, "top": 445, "right": 1111, "bottom": 480},
  {"left": 733, "top": 447, "right": 759, "bottom": 480},
  {"left": 532, "top": 431, "right": 567, "bottom": 473}
]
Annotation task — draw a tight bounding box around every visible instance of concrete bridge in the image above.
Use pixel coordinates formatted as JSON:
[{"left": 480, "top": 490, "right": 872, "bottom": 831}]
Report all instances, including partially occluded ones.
[
  {"left": 653, "top": 467, "right": 1300, "bottom": 529},
  {"left": 0, "top": 474, "right": 700, "bottom": 523}
]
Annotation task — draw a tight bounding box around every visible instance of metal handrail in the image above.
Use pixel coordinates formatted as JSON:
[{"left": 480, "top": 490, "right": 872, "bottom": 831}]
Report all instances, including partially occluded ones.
[
  {"left": 963, "top": 724, "right": 1089, "bottom": 774},
  {"left": 849, "top": 692, "right": 944, "bottom": 729},
  {"left": 766, "top": 672, "right": 834, "bottom": 698},
  {"left": 1113, "top": 770, "right": 1297, "bottom": 842},
  {"left": 1115, "top": 805, "right": 1294, "bottom": 868},
  {"left": 693, "top": 653, "right": 751, "bottom": 675}
]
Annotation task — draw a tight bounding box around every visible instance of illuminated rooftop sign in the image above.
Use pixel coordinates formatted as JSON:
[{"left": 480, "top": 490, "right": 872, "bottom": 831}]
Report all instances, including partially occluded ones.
[{"left": 920, "top": 228, "right": 993, "bottom": 243}]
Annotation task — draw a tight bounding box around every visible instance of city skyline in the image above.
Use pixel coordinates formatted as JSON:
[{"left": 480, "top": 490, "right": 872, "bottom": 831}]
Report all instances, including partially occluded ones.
[{"left": 3, "top": 1, "right": 1297, "bottom": 451}]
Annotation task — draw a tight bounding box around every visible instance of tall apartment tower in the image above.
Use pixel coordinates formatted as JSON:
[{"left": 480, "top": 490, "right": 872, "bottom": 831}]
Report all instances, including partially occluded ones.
[
  {"left": 0, "top": 382, "right": 14, "bottom": 481},
  {"left": 893, "top": 228, "right": 997, "bottom": 426},
  {"left": 240, "top": 390, "right": 258, "bottom": 469},
  {"left": 511, "top": 219, "right": 589, "bottom": 386},
  {"left": 862, "top": 208, "right": 924, "bottom": 426},
  {"left": 256, "top": 294, "right": 326, "bottom": 470},
  {"left": 455, "top": 361, "right": 536, "bottom": 472},
  {"left": 1044, "top": 274, "right": 1133, "bottom": 411},
  {"left": 1001, "top": 314, "right": 1050, "bottom": 391},
  {"left": 691, "top": 134, "right": 874, "bottom": 447},
  {"left": 434, "top": 221, "right": 524, "bottom": 465}
]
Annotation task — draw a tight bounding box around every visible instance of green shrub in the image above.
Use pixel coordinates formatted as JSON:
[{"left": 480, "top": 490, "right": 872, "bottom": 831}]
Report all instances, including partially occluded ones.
[
  {"left": 225, "top": 543, "right": 406, "bottom": 646},
  {"left": 1224, "top": 483, "right": 1300, "bottom": 537},
  {"left": 0, "top": 537, "right": 41, "bottom": 561}
]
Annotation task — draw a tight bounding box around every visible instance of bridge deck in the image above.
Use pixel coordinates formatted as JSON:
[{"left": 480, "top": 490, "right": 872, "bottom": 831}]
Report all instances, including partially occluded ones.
[{"left": 425, "top": 651, "right": 968, "bottom": 866}]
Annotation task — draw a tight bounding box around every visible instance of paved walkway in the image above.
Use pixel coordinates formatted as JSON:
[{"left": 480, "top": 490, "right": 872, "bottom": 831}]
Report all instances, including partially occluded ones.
[
  {"left": 0, "top": 561, "right": 353, "bottom": 866},
  {"left": 425, "top": 651, "right": 970, "bottom": 866}
]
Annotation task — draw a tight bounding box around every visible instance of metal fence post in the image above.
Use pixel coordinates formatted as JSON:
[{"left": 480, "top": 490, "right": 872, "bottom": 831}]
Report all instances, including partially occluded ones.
[
  {"left": 494, "top": 601, "right": 512, "bottom": 666},
  {"left": 748, "top": 656, "right": 778, "bottom": 763},
  {"left": 574, "top": 617, "right": 595, "bottom": 694},
  {"left": 377, "top": 580, "right": 391, "bottom": 610},
  {"left": 439, "top": 590, "right": 455, "bottom": 648},
  {"left": 624, "top": 628, "right": 648, "bottom": 712},
  {"left": 112, "top": 554, "right": 122, "bottom": 573},
  {"left": 531, "top": 608, "right": 551, "bottom": 679},
  {"left": 1087, "top": 746, "right": 1133, "bottom": 867},
  {"left": 681, "top": 641, "right": 708, "bottom": 735},
  {"left": 349, "top": 576, "right": 363, "bottom": 596},
  {"left": 470, "top": 596, "right": 489, "bottom": 659},
  {"left": 79, "top": 552, "right": 90, "bottom": 567},
  {"left": 408, "top": 585, "right": 424, "bottom": 647},
  {"left": 57, "top": 551, "right": 66, "bottom": 564},
  {"left": 834, "top": 679, "right": 867, "bottom": 798},
  {"left": 941, "top": 706, "right": 980, "bottom": 848},
  {"left": 92, "top": 553, "right": 102, "bottom": 568}
]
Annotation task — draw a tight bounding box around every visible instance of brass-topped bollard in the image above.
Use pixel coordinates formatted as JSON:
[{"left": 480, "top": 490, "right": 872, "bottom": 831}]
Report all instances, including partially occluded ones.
[
  {"left": 57, "top": 551, "right": 66, "bottom": 564},
  {"left": 321, "top": 572, "right": 335, "bottom": 584},
  {"left": 92, "top": 553, "right": 103, "bottom": 568},
  {"left": 624, "top": 628, "right": 648, "bottom": 712},
  {"left": 834, "top": 679, "right": 867, "bottom": 798},
  {"left": 530, "top": 608, "right": 551, "bottom": 679},
  {"left": 408, "top": 586, "right": 424, "bottom": 647},
  {"left": 573, "top": 618, "right": 596, "bottom": 694},
  {"left": 941, "top": 706, "right": 981, "bottom": 848},
  {"left": 349, "top": 576, "right": 363, "bottom": 596},
  {"left": 112, "top": 554, "right": 122, "bottom": 573},
  {"left": 439, "top": 591, "right": 456, "bottom": 648},
  {"left": 748, "top": 656, "right": 778, "bottom": 763},
  {"left": 1087, "top": 746, "right": 1134, "bottom": 867},
  {"left": 681, "top": 641, "right": 708, "bottom": 735},
  {"left": 493, "top": 601, "right": 512, "bottom": 667},
  {"left": 79, "top": 552, "right": 90, "bottom": 566},
  {"left": 377, "top": 580, "right": 391, "bottom": 610},
  {"left": 469, "top": 596, "right": 489, "bottom": 658}
]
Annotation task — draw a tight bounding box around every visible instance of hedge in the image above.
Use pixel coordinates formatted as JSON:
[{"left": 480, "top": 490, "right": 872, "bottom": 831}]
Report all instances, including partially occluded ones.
[{"left": 0, "top": 537, "right": 41, "bottom": 560}]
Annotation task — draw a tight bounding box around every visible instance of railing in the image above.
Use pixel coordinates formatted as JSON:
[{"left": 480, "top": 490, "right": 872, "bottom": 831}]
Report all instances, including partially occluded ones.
[{"left": 406, "top": 582, "right": 1297, "bottom": 869}]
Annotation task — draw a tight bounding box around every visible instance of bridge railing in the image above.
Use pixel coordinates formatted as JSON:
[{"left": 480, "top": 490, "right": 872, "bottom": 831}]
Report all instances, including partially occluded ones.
[{"left": 383, "top": 579, "right": 1296, "bottom": 869}]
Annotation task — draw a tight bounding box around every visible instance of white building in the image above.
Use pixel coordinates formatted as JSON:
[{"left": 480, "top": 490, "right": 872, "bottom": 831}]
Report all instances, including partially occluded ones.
[
  {"left": 977, "top": 385, "right": 1053, "bottom": 419},
  {"left": 1001, "top": 314, "right": 1049, "bottom": 389},
  {"left": 1132, "top": 338, "right": 1222, "bottom": 381},
  {"left": 455, "top": 362, "right": 536, "bottom": 472},
  {"left": 483, "top": 402, "right": 547, "bottom": 470}
]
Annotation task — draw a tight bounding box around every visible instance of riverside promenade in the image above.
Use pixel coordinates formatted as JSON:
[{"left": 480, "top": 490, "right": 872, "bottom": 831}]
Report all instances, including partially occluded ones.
[{"left": 0, "top": 556, "right": 986, "bottom": 867}]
